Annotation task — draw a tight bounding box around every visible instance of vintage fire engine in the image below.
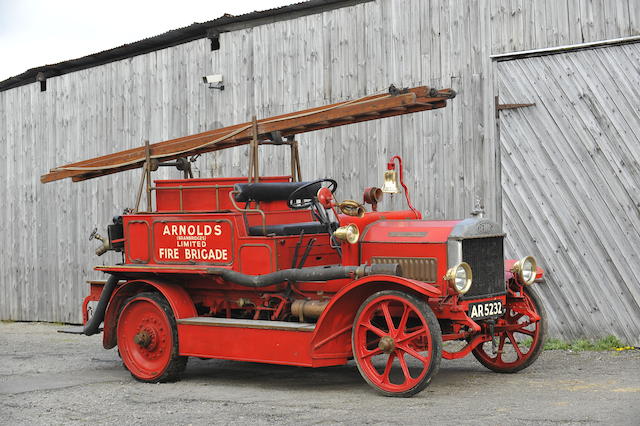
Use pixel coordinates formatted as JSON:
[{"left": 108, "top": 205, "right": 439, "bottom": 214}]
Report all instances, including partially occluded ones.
[{"left": 42, "top": 86, "right": 546, "bottom": 397}]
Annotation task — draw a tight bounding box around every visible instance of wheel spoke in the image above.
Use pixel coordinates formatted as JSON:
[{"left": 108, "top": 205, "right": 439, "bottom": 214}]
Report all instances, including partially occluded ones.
[
  {"left": 496, "top": 334, "right": 506, "bottom": 361},
  {"left": 395, "top": 303, "right": 410, "bottom": 338},
  {"left": 397, "top": 327, "right": 427, "bottom": 344},
  {"left": 397, "top": 351, "right": 412, "bottom": 384},
  {"left": 501, "top": 321, "right": 533, "bottom": 333},
  {"left": 507, "top": 331, "right": 524, "bottom": 359},
  {"left": 516, "top": 327, "right": 535, "bottom": 337},
  {"left": 510, "top": 312, "right": 524, "bottom": 322},
  {"left": 398, "top": 343, "right": 428, "bottom": 364},
  {"left": 361, "top": 321, "right": 386, "bottom": 337},
  {"left": 380, "top": 353, "right": 395, "bottom": 384},
  {"left": 361, "top": 347, "right": 383, "bottom": 359},
  {"left": 380, "top": 302, "right": 395, "bottom": 334}
]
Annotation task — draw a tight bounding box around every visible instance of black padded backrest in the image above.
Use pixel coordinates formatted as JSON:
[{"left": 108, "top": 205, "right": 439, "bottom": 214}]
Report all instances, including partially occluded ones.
[{"left": 233, "top": 181, "right": 321, "bottom": 203}]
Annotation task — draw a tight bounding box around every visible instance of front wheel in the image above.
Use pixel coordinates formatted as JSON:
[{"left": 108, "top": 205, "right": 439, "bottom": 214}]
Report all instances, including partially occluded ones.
[
  {"left": 472, "top": 287, "right": 547, "bottom": 373},
  {"left": 117, "top": 292, "right": 187, "bottom": 382},
  {"left": 352, "top": 290, "right": 442, "bottom": 397}
]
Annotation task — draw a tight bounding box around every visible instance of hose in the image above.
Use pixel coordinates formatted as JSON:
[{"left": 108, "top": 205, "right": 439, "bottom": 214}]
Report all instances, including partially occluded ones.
[
  {"left": 83, "top": 274, "right": 118, "bottom": 336},
  {"left": 207, "top": 263, "right": 401, "bottom": 288}
]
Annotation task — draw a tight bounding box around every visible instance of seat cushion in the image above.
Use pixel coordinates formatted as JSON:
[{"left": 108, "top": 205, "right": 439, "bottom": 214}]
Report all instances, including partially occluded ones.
[{"left": 234, "top": 181, "right": 321, "bottom": 203}]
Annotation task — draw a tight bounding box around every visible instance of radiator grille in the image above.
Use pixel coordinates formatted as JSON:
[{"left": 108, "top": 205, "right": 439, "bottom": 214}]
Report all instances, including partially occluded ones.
[
  {"left": 461, "top": 237, "right": 505, "bottom": 299},
  {"left": 371, "top": 257, "right": 437, "bottom": 283}
]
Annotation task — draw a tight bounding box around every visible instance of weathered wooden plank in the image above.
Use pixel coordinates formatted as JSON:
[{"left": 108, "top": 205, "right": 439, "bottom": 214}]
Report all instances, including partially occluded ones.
[{"left": 498, "top": 43, "right": 640, "bottom": 344}]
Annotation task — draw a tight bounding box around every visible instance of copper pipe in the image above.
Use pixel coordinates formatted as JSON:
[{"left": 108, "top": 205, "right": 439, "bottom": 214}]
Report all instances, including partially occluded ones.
[{"left": 291, "top": 299, "right": 329, "bottom": 321}]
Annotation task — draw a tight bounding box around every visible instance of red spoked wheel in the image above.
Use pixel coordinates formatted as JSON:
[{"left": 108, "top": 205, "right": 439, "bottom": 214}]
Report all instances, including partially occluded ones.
[
  {"left": 472, "top": 287, "right": 547, "bottom": 373},
  {"left": 352, "top": 290, "right": 442, "bottom": 397},
  {"left": 117, "top": 292, "right": 187, "bottom": 382}
]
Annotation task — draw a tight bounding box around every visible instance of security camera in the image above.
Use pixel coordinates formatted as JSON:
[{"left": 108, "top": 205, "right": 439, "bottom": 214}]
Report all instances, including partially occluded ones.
[
  {"left": 202, "top": 74, "right": 223, "bottom": 84},
  {"left": 203, "top": 74, "right": 224, "bottom": 90}
]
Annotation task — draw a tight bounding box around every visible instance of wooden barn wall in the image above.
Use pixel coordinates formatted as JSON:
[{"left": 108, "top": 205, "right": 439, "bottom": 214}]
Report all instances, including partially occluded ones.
[
  {"left": 497, "top": 42, "right": 640, "bottom": 344},
  {"left": 1, "top": 0, "right": 639, "bottom": 332}
]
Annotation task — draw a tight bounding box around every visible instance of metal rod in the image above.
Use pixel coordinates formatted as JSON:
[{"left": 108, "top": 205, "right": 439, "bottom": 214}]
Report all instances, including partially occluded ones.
[
  {"left": 297, "top": 238, "right": 316, "bottom": 269},
  {"left": 290, "top": 142, "right": 295, "bottom": 180},
  {"left": 144, "top": 140, "right": 152, "bottom": 212},
  {"left": 149, "top": 184, "right": 235, "bottom": 190},
  {"left": 133, "top": 162, "right": 147, "bottom": 213},
  {"left": 294, "top": 140, "right": 302, "bottom": 181},
  {"left": 228, "top": 191, "right": 266, "bottom": 232},
  {"left": 250, "top": 116, "right": 260, "bottom": 182},
  {"left": 291, "top": 231, "right": 305, "bottom": 269}
]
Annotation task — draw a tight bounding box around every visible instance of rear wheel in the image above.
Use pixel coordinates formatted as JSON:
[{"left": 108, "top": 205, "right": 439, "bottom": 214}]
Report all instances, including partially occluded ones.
[
  {"left": 352, "top": 290, "right": 442, "bottom": 397},
  {"left": 117, "top": 292, "right": 187, "bottom": 382},
  {"left": 472, "top": 287, "right": 546, "bottom": 373}
]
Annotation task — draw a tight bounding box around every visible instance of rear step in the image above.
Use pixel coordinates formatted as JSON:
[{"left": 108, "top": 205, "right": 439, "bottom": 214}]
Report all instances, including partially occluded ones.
[{"left": 177, "top": 317, "right": 316, "bottom": 332}]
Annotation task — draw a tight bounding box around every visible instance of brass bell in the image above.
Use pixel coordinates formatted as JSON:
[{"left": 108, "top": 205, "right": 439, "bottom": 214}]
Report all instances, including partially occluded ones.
[
  {"left": 333, "top": 224, "right": 360, "bottom": 244},
  {"left": 381, "top": 169, "right": 400, "bottom": 194}
]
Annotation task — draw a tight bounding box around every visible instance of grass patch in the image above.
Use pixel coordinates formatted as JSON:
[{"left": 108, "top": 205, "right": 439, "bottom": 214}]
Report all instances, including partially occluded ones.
[
  {"left": 544, "top": 335, "right": 624, "bottom": 351},
  {"left": 520, "top": 337, "right": 533, "bottom": 348},
  {"left": 0, "top": 319, "right": 15, "bottom": 324}
]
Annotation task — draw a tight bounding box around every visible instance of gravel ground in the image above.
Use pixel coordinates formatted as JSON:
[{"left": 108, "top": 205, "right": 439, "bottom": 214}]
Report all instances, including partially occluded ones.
[{"left": 1, "top": 322, "right": 639, "bottom": 425}]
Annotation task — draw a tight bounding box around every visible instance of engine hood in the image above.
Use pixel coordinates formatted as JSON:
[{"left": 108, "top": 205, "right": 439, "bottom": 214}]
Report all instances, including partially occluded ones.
[{"left": 360, "top": 218, "right": 503, "bottom": 244}]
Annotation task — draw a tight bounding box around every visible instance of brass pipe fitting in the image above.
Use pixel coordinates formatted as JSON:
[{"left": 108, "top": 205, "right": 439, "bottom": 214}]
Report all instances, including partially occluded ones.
[{"left": 291, "top": 299, "right": 329, "bottom": 322}]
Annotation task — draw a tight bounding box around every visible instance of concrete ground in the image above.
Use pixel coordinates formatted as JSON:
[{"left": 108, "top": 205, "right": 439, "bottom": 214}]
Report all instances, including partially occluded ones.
[{"left": 0, "top": 322, "right": 638, "bottom": 425}]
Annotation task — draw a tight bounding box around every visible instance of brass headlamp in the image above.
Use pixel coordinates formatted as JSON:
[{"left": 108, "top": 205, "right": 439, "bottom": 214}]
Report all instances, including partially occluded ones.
[
  {"left": 511, "top": 256, "right": 537, "bottom": 285},
  {"left": 333, "top": 223, "right": 360, "bottom": 244},
  {"left": 444, "top": 262, "right": 473, "bottom": 294}
]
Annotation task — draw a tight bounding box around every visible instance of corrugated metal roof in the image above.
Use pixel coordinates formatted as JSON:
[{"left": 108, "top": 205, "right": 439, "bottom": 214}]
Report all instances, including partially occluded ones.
[{"left": 0, "top": 0, "right": 369, "bottom": 93}]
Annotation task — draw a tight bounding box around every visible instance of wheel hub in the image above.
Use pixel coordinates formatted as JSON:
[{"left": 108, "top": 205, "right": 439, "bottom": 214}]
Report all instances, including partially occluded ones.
[
  {"left": 134, "top": 330, "right": 152, "bottom": 348},
  {"left": 378, "top": 336, "right": 396, "bottom": 353}
]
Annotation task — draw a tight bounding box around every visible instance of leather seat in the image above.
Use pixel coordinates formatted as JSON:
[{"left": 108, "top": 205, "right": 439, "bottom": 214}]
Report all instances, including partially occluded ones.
[
  {"left": 234, "top": 181, "right": 334, "bottom": 236},
  {"left": 248, "top": 221, "right": 329, "bottom": 236},
  {"left": 234, "top": 182, "right": 321, "bottom": 203}
]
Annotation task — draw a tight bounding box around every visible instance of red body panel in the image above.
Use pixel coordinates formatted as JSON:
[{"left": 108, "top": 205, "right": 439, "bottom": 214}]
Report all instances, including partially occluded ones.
[
  {"left": 155, "top": 176, "right": 290, "bottom": 212},
  {"left": 360, "top": 220, "right": 460, "bottom": 244},
  {"left": 176, "top": 324, "right": 344, "bottom": 367}
]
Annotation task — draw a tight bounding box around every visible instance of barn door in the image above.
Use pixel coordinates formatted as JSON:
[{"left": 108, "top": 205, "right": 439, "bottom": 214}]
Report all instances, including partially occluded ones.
[{"left": 496, "top": 42, "right": 640, "bottom": 344}]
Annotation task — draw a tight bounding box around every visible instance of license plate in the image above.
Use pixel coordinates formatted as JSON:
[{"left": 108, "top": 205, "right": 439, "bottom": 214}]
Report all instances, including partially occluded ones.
[{"left": 468, "top": 300, "right": 504, "bottom": 320}]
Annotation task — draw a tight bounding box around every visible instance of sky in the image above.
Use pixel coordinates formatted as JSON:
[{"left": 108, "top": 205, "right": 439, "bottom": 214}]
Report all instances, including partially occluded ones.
[{"left": 0, "top": 0, "right": 295, "bottom": 81}]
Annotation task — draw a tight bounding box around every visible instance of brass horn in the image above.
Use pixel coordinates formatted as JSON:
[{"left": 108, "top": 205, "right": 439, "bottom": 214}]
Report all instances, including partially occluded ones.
[{"left": 337, "top": 200, "right": 366, "bottom": 217}]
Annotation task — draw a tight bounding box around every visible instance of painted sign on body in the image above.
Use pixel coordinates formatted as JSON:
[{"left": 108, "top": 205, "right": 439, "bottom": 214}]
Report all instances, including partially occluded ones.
[{"left": 153, "top": 221, "right": 232, "bottom": 264}]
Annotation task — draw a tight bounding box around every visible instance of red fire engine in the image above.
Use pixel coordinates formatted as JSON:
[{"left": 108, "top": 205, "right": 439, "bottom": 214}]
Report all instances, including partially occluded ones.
[{"left": 43, "top": 86, "right": 546, "bottom": 397}]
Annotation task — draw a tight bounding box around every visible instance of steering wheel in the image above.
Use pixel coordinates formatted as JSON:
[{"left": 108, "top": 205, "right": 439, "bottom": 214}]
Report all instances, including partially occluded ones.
[{"left": 287, "top": 179, "right": 337, "bottom": 210}]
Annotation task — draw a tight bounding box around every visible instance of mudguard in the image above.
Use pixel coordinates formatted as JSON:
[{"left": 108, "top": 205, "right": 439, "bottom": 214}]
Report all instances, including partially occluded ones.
[
  {"left": 102, "top": 279, "right": 196, "bottom": 349},
  {"left": 310, "top": 275, "right": 441, "bottom": 361}
]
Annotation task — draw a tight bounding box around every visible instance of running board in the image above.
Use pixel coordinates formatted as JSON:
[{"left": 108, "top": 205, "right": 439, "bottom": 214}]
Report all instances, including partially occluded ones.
[{"left": 177, "top": 317, "right": 316, "bottom": 332}]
